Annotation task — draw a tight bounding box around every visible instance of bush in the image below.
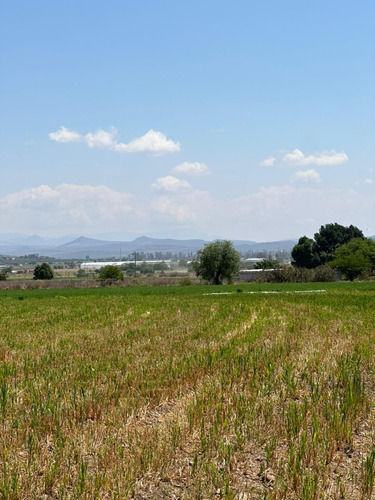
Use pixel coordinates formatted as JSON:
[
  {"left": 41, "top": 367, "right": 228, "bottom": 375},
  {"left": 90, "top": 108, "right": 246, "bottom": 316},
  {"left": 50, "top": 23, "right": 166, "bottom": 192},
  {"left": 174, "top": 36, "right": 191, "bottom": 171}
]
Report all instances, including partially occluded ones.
[
  {"left": 313, "top": 265, "right": 337, "bottom": 282},
  {"left": 254, "top": 259, "right": 282, "bottom": 270},
  {"left": 0, "top": 272, "right": 7, "bottom": 281},
  {"left": 76, "top": 269, "right": 87, "bottom": 278},
  {"left": 257, "top": 265, "right": 336, "bottom": 283},
  {"left": 259, "top": 266, "right": 313, "bottom": 283},
  {"left": 358, "top": 269, "right": 375, "bottom": 281},
  {"left": 98, "top": 265, "right": 124, "bottom": 281},
  {"left": 33, "top": 263, "right": 54, "bottom": 280},
  {"left": 154, "top": 262, "right": 169, "bottom": 271},
  {"left": 284, "top": 267, "right": 315, "bottom": 283},
  {"left": 179, "top": 277, "right": 192, "bottom": 286},
  {"left": 329, "top": 238, "right": 375, "bottom": 281}
]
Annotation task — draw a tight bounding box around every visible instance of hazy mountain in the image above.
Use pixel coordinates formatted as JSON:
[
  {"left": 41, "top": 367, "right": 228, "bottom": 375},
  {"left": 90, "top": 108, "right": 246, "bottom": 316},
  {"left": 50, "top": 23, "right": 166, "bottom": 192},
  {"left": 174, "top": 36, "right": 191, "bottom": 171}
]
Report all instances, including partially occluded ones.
[
  {"left": 0, "top": 233, "right": 29, "bottom": 242},
  {"left": 0, "top": 233, "right": 296, "bottom": 259},
  {"left": 56, "top": 236, "right": 210, "bottom": 258},
  {"left": 234, "top": 240, "right": 297, "bottom": 252},
  {"left": 0, "top": 234, "right": 79, "bottom": 246},
  {"left": 20, "top": 235, "right": 46, "bottom": 245},
  {"left": 60, "top": 236, "right": 115, "bottom": 248}
]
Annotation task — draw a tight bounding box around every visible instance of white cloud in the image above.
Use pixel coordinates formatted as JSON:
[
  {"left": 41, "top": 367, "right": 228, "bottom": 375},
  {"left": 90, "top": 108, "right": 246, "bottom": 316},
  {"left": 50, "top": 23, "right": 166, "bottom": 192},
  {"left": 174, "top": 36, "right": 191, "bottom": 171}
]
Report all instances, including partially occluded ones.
[
  {"left": 150, "top": 189, "right": 212, "bottom": 224},
  {"left": 150, "top": 185, "right": 375, "bottom": 239},
  {"left": 49, "top": 126, "right": 82, "bottom": 143},
  {"left": 364, "top": 178, "right": 373, "bottom": 185},
  {"left": 0, "top": 184, "right": 138, "bottom": 232},
  {"left": 84, "top": 128, "right": 117, "bottom": 149},
  {"left": 283, "top": 148, "right": 348, "bottom": 166},
  {"left": 218, "top": 185, "right": 374, "bottom": 239},
  {"left": 291, "top": 169, "right": 321, "bottom": 183},
  {"left": 1, "top": 183, "right": 374, "bottom": 240},
  {"left": 114, "top": 130, "right": 180, "bottom": 155},
  {"left": 171, "top": 162, "right": 210, "bottom": 176},
  {"left": 152, "top": 175, "right": 192, "bottom": 192},
  {"left": 260, "top": 156, "right": 276, "bottom": 167},
  {"left": 151, "top": 197, "right": 194, "bottom": 222},
  {"left": 48, "top": 127, "right": 180, "bottom": 155}
]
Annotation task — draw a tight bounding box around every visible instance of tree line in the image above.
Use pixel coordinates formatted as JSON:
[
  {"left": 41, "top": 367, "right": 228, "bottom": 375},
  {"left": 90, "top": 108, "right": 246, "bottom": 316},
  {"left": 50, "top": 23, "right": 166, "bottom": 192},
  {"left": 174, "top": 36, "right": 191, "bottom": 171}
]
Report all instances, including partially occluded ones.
[
  {"left": 291, "top": 223, "right": 375, "bottom": 280},
  {"left": 191, "top": 223, "right": 375, "bottom": 284},
  {"left": 2, "top": 223, "right": 373, "bottom": 284}
]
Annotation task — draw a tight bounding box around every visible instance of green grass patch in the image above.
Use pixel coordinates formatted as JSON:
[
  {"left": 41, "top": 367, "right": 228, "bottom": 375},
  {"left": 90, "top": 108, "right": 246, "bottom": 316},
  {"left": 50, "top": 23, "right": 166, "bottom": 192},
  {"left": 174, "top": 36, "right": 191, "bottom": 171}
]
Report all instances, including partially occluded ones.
[{"left": 1, "top": 279, "right": 375, "bottom": 301}]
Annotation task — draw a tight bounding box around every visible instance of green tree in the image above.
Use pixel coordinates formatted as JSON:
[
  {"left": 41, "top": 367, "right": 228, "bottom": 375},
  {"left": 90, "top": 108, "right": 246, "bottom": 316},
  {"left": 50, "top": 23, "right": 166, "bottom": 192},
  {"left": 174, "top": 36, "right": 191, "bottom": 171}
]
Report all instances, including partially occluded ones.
[
  {"left": 254, "top": 259, "right": 281, "bottom": 270},
  {"left": 153, "top": 261, "right": 169, "bottom": 271},
  {"left": 314, "top": 223, "right": 364, "bottom": 264},
  {"left": 291, "top": 236, "right": 321, "bottom": 268},
  {"left": 139, "top": 262, "right": 155, "bottom": 275},
  {"left": 33, "top": 262, "right": 54, "bottom": 280},
  {"left": 98, "top": 265, "right": 123, "bottom": 280},
  {"left": 292, "top": 223, "right": 365, "bottom": 268},
  {"left": 192, "top": 240, "right": 240, "bottom": 285},
  {"left": 0, "top": 272, "right": 7, "bottom": 281},
  {"left": 329, "top": 238, "right": 375, "bottom": 281}
]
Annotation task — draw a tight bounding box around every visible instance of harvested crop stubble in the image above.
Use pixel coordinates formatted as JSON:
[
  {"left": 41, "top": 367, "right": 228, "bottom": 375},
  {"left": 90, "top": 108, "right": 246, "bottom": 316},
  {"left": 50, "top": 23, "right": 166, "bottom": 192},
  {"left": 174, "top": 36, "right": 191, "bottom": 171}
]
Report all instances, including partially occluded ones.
[{"left": 0, "top": 285, "right": 375, "bottom": 498}]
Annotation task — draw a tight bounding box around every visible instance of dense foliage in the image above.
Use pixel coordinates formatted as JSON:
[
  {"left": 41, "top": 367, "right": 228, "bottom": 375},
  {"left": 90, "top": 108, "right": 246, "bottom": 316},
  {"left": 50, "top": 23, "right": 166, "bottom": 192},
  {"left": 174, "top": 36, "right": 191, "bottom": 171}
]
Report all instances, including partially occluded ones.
[
  {"left": 98, "top": 265, "right": 124, "bottom": 281},
  {"left": 329, "top": 237, "right": 375, "bottom": 280},
  {"left": 291, "top": 236, "right": 320, "bottom": 268},
  {"left": 192, "top": 240, "right": 240, "bottom": 284},
  {"left": 314, "top": 223, "right": 364, "bottom": 264},
  {"left": 259, "top": 264, "right": 337, "bottom": 283},
  {"left": 254, "top": 258, "right": 281, "bottom": 269},
  {"left": 120, "top": 261, "right": 169, "bottom": 276},
  {"left": 33, "top": 262, "right": 54, "bottom": 280},
  {"left": 292, "top": 223, "right": 364, "bottom": 268}
]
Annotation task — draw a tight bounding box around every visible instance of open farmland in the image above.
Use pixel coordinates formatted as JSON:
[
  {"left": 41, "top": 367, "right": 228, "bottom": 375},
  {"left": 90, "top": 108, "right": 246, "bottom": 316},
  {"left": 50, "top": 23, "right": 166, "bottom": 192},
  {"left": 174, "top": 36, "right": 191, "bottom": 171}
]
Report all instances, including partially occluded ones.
[{"left": 1, "top": 283, "right": 375, "bottom": 499}]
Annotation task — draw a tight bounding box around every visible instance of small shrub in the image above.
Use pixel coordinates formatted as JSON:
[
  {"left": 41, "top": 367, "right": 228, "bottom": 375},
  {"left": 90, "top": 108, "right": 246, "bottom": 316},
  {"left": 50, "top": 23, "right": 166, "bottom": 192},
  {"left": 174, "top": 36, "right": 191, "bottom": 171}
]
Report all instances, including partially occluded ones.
[
  {"left": 179, "top": 277, "right": 192, "bottom": 286},
  {"left": 130, "top": 278, "right": 142, "bottom": 286},
  {"left": 259, "top": 266, "right": 315, "bottom": 283},
  {"left": 313, "top": 265, "right": 336, "bottom": 282}
]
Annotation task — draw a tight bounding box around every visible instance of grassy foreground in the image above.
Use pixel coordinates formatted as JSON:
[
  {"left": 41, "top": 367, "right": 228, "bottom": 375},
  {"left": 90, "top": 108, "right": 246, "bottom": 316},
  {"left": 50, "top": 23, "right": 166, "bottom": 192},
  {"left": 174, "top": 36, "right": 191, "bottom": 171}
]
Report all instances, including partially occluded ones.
[{"left": 1, "top": 283, "right": 375, "bottom": 498}]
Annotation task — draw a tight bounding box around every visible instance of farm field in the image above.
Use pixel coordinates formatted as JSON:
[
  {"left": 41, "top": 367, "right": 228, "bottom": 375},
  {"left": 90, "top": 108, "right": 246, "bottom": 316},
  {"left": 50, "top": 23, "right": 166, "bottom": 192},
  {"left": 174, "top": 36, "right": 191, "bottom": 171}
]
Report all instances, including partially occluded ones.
[{"left": 1, "top": 282, "right": 375, "bottom": 498}]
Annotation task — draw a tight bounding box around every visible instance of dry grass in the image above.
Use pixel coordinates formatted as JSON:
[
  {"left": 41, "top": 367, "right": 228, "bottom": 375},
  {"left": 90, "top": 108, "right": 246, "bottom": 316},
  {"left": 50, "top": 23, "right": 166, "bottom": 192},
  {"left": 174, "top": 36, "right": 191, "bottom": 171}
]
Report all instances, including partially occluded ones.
[{"left": 0, "top": 286, "right": 375, "bottom": 498}]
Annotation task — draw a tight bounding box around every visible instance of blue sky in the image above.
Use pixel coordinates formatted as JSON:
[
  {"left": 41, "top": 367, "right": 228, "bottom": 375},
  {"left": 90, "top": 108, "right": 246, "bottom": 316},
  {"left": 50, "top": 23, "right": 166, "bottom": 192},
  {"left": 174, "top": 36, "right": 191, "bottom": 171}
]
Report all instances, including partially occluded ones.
[{"left": 1, "top": 0, "right": 374, "bottom": 241}]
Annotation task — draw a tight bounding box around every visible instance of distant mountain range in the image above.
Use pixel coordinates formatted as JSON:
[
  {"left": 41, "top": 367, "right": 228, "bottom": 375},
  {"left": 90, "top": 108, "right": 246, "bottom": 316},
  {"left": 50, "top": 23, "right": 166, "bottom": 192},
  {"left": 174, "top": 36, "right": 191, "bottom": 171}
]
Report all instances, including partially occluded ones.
[{"left": 0, "top": 234, "right": 298, "bottom": 259}]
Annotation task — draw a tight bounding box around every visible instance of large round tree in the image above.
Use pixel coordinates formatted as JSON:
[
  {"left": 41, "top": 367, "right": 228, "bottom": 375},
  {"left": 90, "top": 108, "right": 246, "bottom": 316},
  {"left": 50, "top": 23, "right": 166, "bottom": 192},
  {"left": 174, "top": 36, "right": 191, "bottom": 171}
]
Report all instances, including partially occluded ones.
[
  {"left": 291, "top": 236, "right": 320, "bottom": 268},
  {"left": 314, "top": 223, "right": 364, "bottom": 264},
  {"left": 192, "top": 240, "right": 240, "bottom": 285},
  {"left": 98, "top": 265, "right": 124, "bottom": 281},
  {"left": 33, "top": 263, "right": 54, "bottom": 280}
]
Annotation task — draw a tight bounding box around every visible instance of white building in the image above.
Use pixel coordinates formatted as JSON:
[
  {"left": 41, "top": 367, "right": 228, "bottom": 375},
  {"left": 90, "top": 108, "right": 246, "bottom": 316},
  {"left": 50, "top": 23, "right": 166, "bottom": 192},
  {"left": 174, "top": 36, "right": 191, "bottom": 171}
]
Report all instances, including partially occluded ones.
[{"left": 80, "top": 260, "right": 172, "bottom": 270}]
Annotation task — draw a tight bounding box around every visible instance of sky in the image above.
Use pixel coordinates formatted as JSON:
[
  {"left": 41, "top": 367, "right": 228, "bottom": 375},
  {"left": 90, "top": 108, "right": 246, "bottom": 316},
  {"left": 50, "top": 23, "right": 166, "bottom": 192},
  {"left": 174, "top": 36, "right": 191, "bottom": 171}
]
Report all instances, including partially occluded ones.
[{"left": 1, "top": 0, "right": 374, "bottom": 242}]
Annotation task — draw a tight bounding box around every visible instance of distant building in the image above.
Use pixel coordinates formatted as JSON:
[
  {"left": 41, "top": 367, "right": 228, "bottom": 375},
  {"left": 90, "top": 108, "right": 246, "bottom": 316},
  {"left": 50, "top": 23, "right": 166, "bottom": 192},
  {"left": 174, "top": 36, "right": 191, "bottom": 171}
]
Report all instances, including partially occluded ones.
[{"left": 81, "top": 260, "right": 171, "bottom": 270}]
